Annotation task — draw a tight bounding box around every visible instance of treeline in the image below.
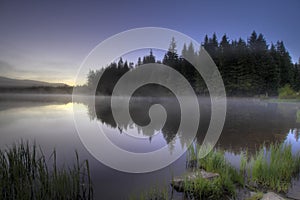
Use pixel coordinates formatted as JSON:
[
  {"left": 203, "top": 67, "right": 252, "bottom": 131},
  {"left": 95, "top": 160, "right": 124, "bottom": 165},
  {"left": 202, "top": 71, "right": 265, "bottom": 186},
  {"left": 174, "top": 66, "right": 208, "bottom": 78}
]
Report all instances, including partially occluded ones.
[
  {"left": 202, "top": 31, "right": 300, "bottom": 96},
  {"left": 87, "top": 31, "right": 300, "bottom": 96}
]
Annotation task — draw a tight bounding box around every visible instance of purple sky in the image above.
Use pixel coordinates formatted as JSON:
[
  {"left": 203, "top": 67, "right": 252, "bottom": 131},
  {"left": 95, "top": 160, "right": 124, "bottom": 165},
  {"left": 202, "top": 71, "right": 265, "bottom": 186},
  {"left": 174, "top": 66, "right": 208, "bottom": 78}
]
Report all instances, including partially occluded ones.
[{"left": 0, "top": 0, "right": 299, "bottom": 85}]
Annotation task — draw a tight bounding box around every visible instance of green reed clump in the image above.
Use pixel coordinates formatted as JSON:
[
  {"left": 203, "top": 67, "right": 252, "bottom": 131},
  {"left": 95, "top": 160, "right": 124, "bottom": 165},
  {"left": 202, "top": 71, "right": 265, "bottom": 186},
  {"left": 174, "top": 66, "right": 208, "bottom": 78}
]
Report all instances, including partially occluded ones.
[
  {"left": 186, "top": 143, "right": 198, "bottom": 168},
  {"left": 249, "top": 142, "right": 300, "bottom": 192},
  {"left": 183, "top": 144, "right": 243, "bottom": 199},
  {"left": 197, "top": 145, "right": 243, "bottom": 185},
  {"left": 239, "top": 150, "right": 249, "bottom": 187},
  {"left": 183, "top": 173, "right": 236, "bottom": 200},
  {"left": 0, "top": 141, "right": 93, "bottom": 200}
]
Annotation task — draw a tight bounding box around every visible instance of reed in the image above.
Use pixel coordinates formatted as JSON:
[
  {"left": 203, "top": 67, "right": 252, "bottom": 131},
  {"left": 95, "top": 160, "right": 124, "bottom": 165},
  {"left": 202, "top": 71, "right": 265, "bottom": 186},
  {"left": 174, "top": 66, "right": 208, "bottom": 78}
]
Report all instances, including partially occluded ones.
[
  {"left": 250, "top": 142, "right": 300, "bottom": 192},
  {"left": 0, "top": 141, "right": 93, "bottom": 200}
]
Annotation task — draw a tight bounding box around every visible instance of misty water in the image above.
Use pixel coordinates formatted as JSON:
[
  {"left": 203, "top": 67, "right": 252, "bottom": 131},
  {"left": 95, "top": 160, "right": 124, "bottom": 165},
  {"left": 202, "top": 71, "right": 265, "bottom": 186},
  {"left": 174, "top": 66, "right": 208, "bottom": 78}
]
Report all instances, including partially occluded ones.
[{"left": 0, "top": 94, "right": 300, "bottom": 199}]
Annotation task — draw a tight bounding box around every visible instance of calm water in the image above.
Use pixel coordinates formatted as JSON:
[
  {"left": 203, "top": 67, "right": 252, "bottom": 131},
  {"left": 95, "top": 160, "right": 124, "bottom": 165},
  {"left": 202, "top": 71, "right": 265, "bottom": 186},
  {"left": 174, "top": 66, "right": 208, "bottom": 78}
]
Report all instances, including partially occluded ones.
[{"left": 0, "top": 94, "right": 300, "bottom": 199}]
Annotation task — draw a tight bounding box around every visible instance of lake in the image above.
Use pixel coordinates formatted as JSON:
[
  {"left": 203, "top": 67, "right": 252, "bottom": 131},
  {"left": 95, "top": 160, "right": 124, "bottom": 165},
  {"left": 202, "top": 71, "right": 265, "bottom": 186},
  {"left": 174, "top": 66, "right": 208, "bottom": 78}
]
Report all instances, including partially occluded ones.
[{"left": 0, "top": 94, "right": 300, "bottom": 199}]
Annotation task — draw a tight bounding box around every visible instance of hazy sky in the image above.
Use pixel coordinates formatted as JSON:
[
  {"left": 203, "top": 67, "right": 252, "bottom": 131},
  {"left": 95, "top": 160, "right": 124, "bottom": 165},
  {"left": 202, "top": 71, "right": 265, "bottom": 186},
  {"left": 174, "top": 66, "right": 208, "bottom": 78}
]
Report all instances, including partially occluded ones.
[{"left": 0, "top": 0, "right": 299, "bottom": 85}]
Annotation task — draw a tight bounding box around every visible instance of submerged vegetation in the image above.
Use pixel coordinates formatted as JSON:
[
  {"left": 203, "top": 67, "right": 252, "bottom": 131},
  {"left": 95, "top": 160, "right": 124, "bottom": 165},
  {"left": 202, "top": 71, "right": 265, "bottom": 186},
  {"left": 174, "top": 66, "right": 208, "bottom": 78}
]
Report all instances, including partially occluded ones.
[
  {"left": 129, "top": 186, "right": 169, "bottom": 200},
  {"left": 0, "top": 141, "right": 93, "bottom": 200}
]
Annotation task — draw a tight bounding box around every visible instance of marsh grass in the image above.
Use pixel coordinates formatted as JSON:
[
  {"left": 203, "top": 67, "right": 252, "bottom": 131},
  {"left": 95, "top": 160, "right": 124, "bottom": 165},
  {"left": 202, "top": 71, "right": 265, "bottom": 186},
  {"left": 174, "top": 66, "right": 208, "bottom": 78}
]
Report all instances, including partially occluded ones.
[
  {"left": 183, "top": 173, "right": 237, "bottom": 200},
  {"left": 184, "top": 142, "right": 300, "bottom": 199},
  {"left": 186, "top": 143, "right": 198, "bottom": 168},
  {"left": 249, "top": 142, "right": 300, "bottom": 192},
  {"left": 0, "top": 141, "right": 93, "bottom": 200},
  {"left": 240, "top": 151, "right": 248, "bottom": 187}
]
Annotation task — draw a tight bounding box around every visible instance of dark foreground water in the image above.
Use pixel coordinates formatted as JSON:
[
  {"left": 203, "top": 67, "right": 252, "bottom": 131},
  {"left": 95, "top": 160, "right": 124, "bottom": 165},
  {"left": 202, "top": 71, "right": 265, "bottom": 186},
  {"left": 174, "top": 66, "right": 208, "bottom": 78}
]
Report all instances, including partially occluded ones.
[{"left": 0, "top": 94, "right": 299, "bottom": 199}]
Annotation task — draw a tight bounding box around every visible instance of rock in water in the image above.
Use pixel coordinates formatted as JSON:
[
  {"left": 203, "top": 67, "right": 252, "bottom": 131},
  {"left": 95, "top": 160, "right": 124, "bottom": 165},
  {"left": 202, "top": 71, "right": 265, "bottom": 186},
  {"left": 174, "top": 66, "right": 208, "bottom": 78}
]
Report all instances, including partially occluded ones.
[{"left": 261, "top": 192, "right": 286, "bottom": 200}]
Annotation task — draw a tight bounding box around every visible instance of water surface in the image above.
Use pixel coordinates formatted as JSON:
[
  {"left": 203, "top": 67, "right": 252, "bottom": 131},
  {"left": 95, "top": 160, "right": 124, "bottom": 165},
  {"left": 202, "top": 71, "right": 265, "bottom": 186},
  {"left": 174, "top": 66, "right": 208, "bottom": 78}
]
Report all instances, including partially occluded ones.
[{"left": 0, "top": 94, "right": 299, "bottom": 199}]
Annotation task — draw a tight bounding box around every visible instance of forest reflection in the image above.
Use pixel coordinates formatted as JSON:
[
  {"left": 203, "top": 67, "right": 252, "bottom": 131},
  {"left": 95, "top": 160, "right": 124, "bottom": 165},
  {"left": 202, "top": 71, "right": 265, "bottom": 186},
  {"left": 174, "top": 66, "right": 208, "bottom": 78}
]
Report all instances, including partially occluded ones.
[{"left": 85, "top": 96, "right": 300, "bottom": 154}]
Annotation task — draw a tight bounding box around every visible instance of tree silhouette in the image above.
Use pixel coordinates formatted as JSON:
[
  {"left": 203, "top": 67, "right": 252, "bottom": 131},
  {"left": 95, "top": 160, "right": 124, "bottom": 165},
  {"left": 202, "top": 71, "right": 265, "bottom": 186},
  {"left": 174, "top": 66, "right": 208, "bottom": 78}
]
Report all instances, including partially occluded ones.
[{"left": 86, "top": 31, "right": 299, "bottom": 97}]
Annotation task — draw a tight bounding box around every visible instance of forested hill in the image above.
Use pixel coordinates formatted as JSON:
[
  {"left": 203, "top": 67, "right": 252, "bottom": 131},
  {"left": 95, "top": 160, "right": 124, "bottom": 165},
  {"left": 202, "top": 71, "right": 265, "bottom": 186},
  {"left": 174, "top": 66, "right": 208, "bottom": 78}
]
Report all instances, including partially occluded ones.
[
  {"left": 0, "top": 76, "right": 73, "bottom": 94},
  {"left": 86, "top": 31, "right": 300, "bottom": 96}
]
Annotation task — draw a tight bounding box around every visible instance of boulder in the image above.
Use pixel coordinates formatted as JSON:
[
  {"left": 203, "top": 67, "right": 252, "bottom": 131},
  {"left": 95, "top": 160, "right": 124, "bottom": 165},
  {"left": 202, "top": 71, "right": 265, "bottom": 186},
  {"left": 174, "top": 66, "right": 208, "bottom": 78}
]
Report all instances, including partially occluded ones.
[{"left": 261, "top": 192, "right": 286, "bottom": 200}]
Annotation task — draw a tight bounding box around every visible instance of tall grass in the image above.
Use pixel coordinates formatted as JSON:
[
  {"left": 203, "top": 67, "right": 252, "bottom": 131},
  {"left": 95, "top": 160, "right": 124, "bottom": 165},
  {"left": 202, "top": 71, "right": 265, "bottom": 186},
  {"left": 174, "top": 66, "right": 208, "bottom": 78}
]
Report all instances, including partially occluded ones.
[
  {"left": 250, "top": 143, "right": 300, "bottom": 192},
  {"left": 186, "top": 142, "right": 198, "bottom": 168},
  {"left": 0, "top": 141, "right": 93, "bottom": 200},
  {"left": 190, "top": 144, "right": 243, "bottom": 185},
  {"left": 183, "top": 173, "right": 237, "bottom": 200}
]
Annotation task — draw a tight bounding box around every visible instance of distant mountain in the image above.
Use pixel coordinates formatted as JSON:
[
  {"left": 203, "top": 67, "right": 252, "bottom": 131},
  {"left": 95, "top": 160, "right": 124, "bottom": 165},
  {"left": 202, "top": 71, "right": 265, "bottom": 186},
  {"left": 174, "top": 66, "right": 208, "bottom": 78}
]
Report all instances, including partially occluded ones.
[{"left": 0, "top": 76, "right": 68, "bottom": 88}]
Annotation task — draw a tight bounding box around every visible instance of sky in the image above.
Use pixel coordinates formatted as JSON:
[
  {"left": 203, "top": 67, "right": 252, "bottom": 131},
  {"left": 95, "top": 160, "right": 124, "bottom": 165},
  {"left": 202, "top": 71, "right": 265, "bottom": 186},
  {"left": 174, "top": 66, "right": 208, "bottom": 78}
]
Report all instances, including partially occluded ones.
[{"left": 0, "top": 0, "right": 300, "bottom": 85}]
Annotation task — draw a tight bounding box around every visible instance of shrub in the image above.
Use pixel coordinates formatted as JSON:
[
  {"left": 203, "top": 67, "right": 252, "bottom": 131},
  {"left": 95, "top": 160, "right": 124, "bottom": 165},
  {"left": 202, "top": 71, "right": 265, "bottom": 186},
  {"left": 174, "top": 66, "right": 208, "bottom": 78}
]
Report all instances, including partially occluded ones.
[{"left": 278, "top": 84, "right": 300, "bottom": 99}]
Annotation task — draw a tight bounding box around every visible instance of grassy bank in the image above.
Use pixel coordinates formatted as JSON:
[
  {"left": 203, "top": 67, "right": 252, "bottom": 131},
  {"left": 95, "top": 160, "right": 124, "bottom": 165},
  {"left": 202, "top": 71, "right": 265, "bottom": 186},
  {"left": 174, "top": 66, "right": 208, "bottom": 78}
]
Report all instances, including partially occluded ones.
[
  {"left": 268, "top": 98, "right": 300, "bottom": 103},
  {"left": 0, "top": 141, "right": 93, "bottom": 200}
]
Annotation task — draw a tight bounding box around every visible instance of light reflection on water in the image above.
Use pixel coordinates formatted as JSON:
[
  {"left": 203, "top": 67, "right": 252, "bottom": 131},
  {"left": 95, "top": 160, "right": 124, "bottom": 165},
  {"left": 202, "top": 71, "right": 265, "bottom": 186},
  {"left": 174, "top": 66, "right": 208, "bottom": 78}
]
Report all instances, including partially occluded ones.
[
  {"left": 0, "top": 94, "right": 300, "bottom": 199},
  {"left": 285, "top": 129, "right": 300, "bottom": 153}
]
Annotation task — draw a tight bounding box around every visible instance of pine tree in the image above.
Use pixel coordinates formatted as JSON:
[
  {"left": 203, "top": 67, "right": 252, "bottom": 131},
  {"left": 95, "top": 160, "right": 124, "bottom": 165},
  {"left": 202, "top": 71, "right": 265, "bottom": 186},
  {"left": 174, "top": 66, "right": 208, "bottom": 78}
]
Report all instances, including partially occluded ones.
[
  {"left": 162, "top": 38, "right": 181, "bottom": 91},
  {"left": 163, "top": 37, "right": 179, "bottom": 70},
  {"left": 204, "top": 33, "right": 219, "bottom": 66},
  {"left": 117, "top": 57, "right": 124, "bottom": 69},
  {"left": 137, "top": 57, "right": 142, "bottom": 66},
  {"left": 267, "top": 44, "right": 280, "bottom": 95},
  {"left": 219, "top": 34, "right": 231, "bottom": 93},
  {"left": 235, "top": 38, "right": 253, "bottom": 95},
  {"left": 276, "top": 41, "right": 293, "bottom": 87},
  {"left": 143, "top": 49, "right": 156, "bottom": 64},
  {"left": 290, "top": 62, "right": 300, "bottom": 91},
  {"left": 247, "top": 32, "right": 269, "bottom": 94},
  {"left": 248, "top": 31, "right": 258, "bottom": 50}
]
